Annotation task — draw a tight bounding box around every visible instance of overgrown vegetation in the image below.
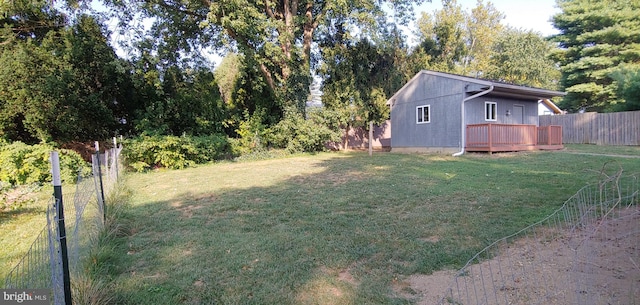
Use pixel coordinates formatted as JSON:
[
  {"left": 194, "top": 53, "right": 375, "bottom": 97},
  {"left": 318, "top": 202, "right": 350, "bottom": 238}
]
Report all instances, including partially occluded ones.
[
  {"left": 265, "top": 110, "right": 342, "bottom": 153},
  {"left": 121, "top": 135, "right": 232, "bottom": 172},
  {"left": 72, "top": 183, "right": 132, "bottom": 305},
  {"left": 0, "top": 141, "right": 88, "bottom": 187},
  {"left": 121, "top": 109, "right": 343, "bottom": 171}
]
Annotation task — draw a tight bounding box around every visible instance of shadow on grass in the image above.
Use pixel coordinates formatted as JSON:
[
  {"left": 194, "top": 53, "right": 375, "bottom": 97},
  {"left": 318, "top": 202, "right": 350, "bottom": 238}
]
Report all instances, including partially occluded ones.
[
  {"left": 109, "top": 151, "right": 640, "bottom": 304},
  {"left": 0, "top": 207, "right": 40, "bottom": 224}
]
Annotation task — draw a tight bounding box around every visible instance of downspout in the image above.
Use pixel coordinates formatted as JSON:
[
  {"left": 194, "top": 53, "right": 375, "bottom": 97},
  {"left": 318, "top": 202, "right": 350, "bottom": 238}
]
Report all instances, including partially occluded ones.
[{"left": 452, "top": 84, "right": 495, "bottom": 157}]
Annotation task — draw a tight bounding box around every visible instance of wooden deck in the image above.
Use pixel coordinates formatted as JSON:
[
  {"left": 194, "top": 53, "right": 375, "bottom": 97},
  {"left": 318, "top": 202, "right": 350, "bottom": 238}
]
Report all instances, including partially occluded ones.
[{"left": 466, "top": 124, "right": 563, "bottom": 153}]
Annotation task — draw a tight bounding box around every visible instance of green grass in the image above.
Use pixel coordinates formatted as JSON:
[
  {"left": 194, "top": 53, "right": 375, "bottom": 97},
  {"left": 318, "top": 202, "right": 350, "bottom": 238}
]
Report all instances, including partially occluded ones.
[
  {"left": 106, "top": 147, "right": 640, "bottom": 304},
  {"left": 2, "top": 145, "right": 639, "bottom": 304},
  {"left": 0, "top": 185, "right": 61, "bottom": 282},
  {"left": 0, "top": 178, "right": 130, "bottom": 303}
]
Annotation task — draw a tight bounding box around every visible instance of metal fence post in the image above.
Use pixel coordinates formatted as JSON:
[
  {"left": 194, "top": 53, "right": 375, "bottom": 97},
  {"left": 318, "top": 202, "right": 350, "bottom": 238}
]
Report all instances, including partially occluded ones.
[
  {"left": 94, "top": 142, "right": 106, "bottom": 224},
  {"left": 113, "top": 137, "right": 119, "bottom": 181},
  {"left": 50, "top": 151, "right": 72, "bottom": 305}
]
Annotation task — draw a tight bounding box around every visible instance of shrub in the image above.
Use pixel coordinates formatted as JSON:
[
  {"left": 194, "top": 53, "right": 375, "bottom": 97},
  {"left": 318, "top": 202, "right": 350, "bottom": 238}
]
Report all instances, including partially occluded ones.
[
  {"left": 0, "top": 142, "right": 89, "bottom": 186},
  {"left": 266, "top": 110, "right": 342, "bottom": 153},
  {"left": 231, "top": 112, "right": 268, "bottom": 155},
  {"left": 121, "top": 134, "right": 232, "bottom": 171}
]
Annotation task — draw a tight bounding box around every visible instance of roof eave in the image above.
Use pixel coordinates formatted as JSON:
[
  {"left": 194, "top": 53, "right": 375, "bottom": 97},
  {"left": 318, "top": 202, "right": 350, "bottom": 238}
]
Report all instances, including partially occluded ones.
[
  {"left": 387, "top": 70, "right": 494, "bottom": 105},
  {"left": 540, "top": 98, "right": 564, "bottom": 114},
  {"left": 387, "top": 69, "right": 567, "bottom": 104},
  {"left": 490, "top": 83, "right": 566, "bottom": 99}
]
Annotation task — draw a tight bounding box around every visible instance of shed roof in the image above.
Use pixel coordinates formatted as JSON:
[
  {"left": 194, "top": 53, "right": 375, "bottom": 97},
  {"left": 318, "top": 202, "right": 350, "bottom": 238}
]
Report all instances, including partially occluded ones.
[{"left": 387, "top": 70, "right": 566, "bottom": 104}]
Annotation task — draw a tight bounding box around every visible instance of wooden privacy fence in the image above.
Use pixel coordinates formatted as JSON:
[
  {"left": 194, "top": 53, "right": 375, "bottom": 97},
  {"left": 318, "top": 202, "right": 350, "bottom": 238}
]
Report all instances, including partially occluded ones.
[
  {"left": 539, "top": 111, "right": 640, "bottom": 145},
  {"left": 342, "top": 120, "right": 391, "bottom": 150}
]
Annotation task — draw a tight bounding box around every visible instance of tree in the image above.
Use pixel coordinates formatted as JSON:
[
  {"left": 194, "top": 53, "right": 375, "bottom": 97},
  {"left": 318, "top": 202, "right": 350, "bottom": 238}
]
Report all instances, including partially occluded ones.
[
  {"left": 63, "top": 16, "right": 138, "bottom": 138},
  {"left": 141, "top": 67, "right": 226, "bottom": 135},
  {"left": 102, "top": 0, "right": 427, "bottom": 117},
  {"left": 0, "top": 14, "right": 136, "bottom": 143},
  {"left": 413, "top": 0, "right": 503, "bottom": 75},
  {"left": 611, "top": 65, "right": 640, "bottom": 111},
  {"left": 415, "top": 0, "right": 467, "bottom": 73},
  {"left": 551, "top": 0, "right": 640, "bottom": 112},
  {"left": 213, "top": 53, "right": 283, "bottom": 136},
  {"left": 0, "top": 0, "right": 66, "bottom": 43},
  {"left": 320, "top": 35, "right": 403, "bottom": 149},
  {"left": 486, "top": 28, "right": 561, "bottom": 89},
  {"left": 462, "top": 0, "right": 503, "bottom": 76},
  {"left": 410, "top": 1, "right": 561, "bottom": 90}
]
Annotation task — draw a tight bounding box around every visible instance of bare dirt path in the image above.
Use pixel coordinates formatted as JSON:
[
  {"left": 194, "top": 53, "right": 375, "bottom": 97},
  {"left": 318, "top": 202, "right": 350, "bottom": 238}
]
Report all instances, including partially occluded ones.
[
  {"left": 558, "top": 151, "right": 640, "bottom": 158},
  {"left": 398, "top": 207, "right": 640, "bottom": 305}
]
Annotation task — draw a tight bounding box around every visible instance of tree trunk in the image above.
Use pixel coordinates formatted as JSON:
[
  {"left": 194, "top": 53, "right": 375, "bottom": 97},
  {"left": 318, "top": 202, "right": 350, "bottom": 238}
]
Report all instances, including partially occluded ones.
[
  {"left": 303, "top": 2, "right": 315, "bottom": 63},
  {"left": 343, "top": 124, "right": 350, "bottom": 151}
]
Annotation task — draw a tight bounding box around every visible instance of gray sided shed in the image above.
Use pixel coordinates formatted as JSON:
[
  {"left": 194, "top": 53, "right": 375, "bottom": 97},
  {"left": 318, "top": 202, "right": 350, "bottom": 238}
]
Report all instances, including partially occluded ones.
[{"left": 387, "top": 70, "right": 565, "bottom": 154}]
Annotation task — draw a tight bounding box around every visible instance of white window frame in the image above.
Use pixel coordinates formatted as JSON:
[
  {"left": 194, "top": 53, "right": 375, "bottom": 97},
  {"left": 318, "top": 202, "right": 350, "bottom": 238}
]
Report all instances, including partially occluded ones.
[
  {"left": 416, "top": 105, "right": 430, "bottom": 124},
  {"left": 485, "top": 101, "right": 497, "bottom": 121}
]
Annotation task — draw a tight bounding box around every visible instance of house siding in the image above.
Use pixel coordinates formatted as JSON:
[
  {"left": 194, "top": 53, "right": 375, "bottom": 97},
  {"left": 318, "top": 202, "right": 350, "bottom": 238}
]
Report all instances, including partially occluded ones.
[
  {"left": 465, "top": 95, "right": 539, "bottom": 125},
  {"left": 390, "top": 73, "right": 465, "bottom": 150},
  {"left": 388, "top": 70, "right": 565, "bottom": 153}
]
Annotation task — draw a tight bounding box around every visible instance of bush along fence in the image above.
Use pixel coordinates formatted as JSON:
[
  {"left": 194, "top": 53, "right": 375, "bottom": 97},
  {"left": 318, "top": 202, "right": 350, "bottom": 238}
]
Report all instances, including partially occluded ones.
[
  {"left": 3, "top": 142, "right": 122, "bottom": 305},
  {"left": 438, "top": 167, "right": 639, "bottom": 305}
]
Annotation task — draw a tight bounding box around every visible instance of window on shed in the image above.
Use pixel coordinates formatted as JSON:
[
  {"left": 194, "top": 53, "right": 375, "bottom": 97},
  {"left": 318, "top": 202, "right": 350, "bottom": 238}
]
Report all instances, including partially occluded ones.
[
  {"left": 416, "top": 105, "right": 430, "bottom": 124},
  {"left": 485, "top": 102, "right": 497, "bottom": 121}
]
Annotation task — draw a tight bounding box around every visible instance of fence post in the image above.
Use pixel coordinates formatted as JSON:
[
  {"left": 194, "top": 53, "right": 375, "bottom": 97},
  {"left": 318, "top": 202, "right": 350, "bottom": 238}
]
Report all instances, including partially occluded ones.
[
  {"left": 94, "top": 141, "right": 106, "bottom": 224},
  {"left": 113, "top": 137, "right": 119, "bottom": 180},
  {"left": 368, "top": 121, "right": 373, "bottom": 157},
  {"left": 50, "top": 151, "right": 72, "bottom": 305}
]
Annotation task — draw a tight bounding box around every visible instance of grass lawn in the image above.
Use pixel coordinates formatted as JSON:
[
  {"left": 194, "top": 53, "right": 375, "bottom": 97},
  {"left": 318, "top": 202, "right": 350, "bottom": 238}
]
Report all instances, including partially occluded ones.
[
  {"left": 105, "top": 147, "right": 640, "bottom": 304},
  {"left": 2, "top": 146, "right": 640, "bottom": 304},
  {"left": 0, "top": 185, "right": 69, "bottom": 282}
]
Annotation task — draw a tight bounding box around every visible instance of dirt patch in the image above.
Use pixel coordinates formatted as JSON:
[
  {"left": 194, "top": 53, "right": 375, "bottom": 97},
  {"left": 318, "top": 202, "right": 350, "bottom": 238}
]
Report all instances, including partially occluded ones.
[
  {"left": 401, "top": 207, "right": 640, "bottom": 305},
  {"left": 319, "top": 265, "right": 359, "bottom": 287},
  {"left": 338, "top": 269, "right": 356, "bottom": 285},
  {"left": 295, "top": 271, "right": 356, "bottom": 305},
  {"left": 0, "top": 185, "right": 40, "bottom": 211}
]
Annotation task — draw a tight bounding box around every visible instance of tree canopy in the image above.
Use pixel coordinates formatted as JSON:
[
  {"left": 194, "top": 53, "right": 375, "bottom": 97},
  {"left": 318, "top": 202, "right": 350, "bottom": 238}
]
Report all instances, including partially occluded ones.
[
  {"left": 413, "top": 0, "right": 504, "bottom": 76},
  {"left": 9, "top": 0, "right": 620, "bottom": 151},
  {"left": 104, "top": 0, "right": 427, "bottom": 116},
  {"left": 0, "top": 9, "right": 136, "bottom": 143},
  {"left": 410, "top": 0, "right": 559, "bottom": 90},
  {"left": 486, "top": 28, "right": 561, "bottom": 89},
  {"left": 551, "top": 0, "right": 640, "bottom": 112}
]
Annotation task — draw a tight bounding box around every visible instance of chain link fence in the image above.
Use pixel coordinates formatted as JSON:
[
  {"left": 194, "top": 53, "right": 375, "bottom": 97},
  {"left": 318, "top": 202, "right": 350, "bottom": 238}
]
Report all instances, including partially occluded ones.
[{"left": 3, "top": 145, "right": 122, "bottom": 305}]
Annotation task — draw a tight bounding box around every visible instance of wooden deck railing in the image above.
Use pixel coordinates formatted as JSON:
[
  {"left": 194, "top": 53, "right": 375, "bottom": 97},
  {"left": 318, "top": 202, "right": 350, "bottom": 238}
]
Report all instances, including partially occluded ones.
[
  {"left": 466, "top": 124, "right": 563, "bottom": 152},
  {"left": 537, "top": 125, "right": 563, "bottom": 145}
]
